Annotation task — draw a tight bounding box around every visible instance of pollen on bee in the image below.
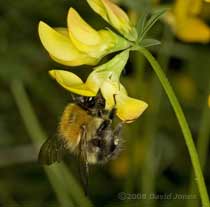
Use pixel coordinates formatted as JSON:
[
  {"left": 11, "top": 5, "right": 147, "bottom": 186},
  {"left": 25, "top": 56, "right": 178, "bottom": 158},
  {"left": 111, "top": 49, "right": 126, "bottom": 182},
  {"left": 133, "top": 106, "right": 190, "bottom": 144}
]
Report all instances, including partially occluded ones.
[{"left": 58, "top": 104, "right": 82, "bottom": 149}]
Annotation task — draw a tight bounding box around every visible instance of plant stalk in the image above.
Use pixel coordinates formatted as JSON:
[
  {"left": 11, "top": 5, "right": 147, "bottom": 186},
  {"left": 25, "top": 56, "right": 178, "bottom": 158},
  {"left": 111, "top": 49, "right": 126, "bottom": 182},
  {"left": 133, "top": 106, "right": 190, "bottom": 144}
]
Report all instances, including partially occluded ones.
[{"left": 137, "top": 47, "right": 209, "bottom": 207}]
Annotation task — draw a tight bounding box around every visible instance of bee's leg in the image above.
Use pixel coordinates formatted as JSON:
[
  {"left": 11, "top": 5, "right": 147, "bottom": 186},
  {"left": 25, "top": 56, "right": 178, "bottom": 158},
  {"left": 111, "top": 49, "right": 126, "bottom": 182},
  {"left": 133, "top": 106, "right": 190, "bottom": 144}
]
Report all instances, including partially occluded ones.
[
  {"left": 108, "top": 108, "right": 116, "bottom": 119},
  {"left": 105, "top": 122, "right": 124, "bottom": 160},
  {"left": 113, "top": 122, "right": 124, "bottom": 138},
  {"left": 96, "top": 119, "right": 112, "bottom": 137},
  {"left": 79, "top": 125, "right": 89, "bottom": 196},
  {"left": 97, "top": 103, "right": 116, "bottom": 119}
]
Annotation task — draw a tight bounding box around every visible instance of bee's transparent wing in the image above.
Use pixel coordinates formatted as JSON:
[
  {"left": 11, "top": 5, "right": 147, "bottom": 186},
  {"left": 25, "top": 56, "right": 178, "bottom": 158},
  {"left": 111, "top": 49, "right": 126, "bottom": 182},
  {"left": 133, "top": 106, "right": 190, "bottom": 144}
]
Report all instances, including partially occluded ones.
[
  {"left": 38, "top": 136, "right": 66, "bottom": 165},
  {"left": 78, "top": 125, "right": 89, "bottom": 195}
]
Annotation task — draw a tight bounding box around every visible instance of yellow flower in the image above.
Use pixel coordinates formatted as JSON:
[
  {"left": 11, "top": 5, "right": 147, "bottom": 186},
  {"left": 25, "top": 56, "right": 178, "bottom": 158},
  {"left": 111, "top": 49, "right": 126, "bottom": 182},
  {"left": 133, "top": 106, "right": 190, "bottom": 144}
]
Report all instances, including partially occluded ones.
[
  {"left": 165, "top": 0, "right": 210, "bottom": 43},
  {"left": 87, "top": 0, "right": 137, "bottom": 41},
  {"left": 100, "top": 79, "right": 148, "bottom": 122},
  {"left": 38, "top": 8, "right": 130, "bottom": 66},
  {"left": 49, "top": 51, "right": 148, "bottom": 122},
  {"left": 208, "top": 95, "right": 210, "bottom": 108}
]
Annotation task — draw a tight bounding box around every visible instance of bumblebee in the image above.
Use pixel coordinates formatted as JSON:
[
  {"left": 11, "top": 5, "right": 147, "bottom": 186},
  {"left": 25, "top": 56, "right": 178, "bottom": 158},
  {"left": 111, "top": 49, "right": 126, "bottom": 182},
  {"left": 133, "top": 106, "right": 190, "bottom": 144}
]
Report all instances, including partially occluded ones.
[{"left": 38, "top": 93, "right": 123, "bottom": 191}]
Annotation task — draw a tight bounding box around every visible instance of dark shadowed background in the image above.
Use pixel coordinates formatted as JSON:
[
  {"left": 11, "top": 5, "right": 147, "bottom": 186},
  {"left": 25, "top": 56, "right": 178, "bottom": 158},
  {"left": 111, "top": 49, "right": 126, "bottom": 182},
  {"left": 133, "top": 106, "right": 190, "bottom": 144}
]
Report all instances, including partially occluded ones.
[{"left": 0, "top": 0, "right": 210, "bottom": 206}]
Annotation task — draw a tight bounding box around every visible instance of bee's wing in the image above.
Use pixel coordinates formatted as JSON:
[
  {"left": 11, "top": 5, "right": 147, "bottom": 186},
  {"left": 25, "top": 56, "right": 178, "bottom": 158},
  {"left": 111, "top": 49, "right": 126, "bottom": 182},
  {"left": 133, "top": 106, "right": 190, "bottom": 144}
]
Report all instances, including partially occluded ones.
[
  {"left": 78, "top": 125, "right": 89, "bottom": 195},
  {"left": 38, "top": 136, "right": 66, "bottom": 165}
]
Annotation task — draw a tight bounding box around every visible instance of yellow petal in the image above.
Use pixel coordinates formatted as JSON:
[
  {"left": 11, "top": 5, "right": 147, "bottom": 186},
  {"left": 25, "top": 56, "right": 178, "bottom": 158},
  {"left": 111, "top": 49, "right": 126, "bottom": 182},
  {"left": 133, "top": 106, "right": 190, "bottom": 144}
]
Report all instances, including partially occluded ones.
[
  {"left": 208, "top": 95, "right": 210, "bottom": 108},
  {"left": 68, "top": 7, "right": 129, "bottom": 58},
  {"left": 190, "top": 0, "right": 202, "bottom": 15},
  {"left": 115, "top": 93, "right": 148, "bottom": 123},
  {"left": 174, "top": 0, "right": 202, "bottom": 17},
  {"left": 49, "top": 53, "right": 98, "bottom": 66},
  {"left": 102, "top": 0, "right": 130, "bottom": 31},
  {"left": 87, "top": 0, "right": 108, "bottom": 21},
  {"left": 100, "top": 80, "right": 148, "bottom": 122},
  {"left": 39, "top": 22, "right": 98, "bottom": 66},
  {"left": 100, "top": 79, "right": 120, "bottom": 109},
  {"left": 68, "top": 8, "right": 120, "bottom": 57},
  {"left": 119, "top": 84, "right": 127, "bottom": 95},
  {"left": 68, "top": 8, "right": 101, "bottom": 46},
  {"left": 101, "top": 0, "right": 137, "bottom": 40},
  {"left": 86, "top": 70, "right": 111, "bottom": 93},
  {"left": 87, "top": 0, "right": 136, "bottom": 40},
  {"left": 49, "top": 70, "right": 96, "bottom": 96},
  {"left": 176, "top": 18, "right": 210, "bottom": 43},
  {"left": 69, "top": 29, "right": 111, "bottom": 56},
  {"left": 173, "top": 0, "right": 189, "bottom": 20},
  {"left": 38, "top": 21, "right": 82, "bottom": 61},
  {"left": 55, "top": 27, "right": 69, "bottom": 37}
]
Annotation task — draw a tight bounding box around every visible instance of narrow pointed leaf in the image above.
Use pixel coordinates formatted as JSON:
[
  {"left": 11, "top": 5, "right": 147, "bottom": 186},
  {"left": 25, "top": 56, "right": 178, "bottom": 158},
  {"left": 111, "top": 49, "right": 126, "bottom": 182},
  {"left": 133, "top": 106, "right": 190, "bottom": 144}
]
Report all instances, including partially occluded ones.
[
  {"left": 136, "top": 11, "right": 149, "bottom": 39},
  {"left": 140, "top": 38, "right": 161, "bottom": 48},
  {"left": 138, "top": 8, "right": 168, "bottom": 42}
]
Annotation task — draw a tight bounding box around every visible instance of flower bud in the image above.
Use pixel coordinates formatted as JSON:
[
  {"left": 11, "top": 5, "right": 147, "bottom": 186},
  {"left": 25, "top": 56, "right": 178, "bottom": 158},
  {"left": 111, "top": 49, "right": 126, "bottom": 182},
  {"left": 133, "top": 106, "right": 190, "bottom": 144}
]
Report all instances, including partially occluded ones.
[{"left": 87, "top": 0, "right": 137, "bottom": 41}]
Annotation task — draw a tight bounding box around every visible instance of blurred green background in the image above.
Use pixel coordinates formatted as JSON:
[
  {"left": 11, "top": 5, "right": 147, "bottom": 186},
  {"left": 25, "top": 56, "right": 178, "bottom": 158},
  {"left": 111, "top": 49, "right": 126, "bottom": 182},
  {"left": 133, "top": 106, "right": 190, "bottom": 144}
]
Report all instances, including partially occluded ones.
[{"left": 0, "top": 0, "right": 210, "bottom": 206}]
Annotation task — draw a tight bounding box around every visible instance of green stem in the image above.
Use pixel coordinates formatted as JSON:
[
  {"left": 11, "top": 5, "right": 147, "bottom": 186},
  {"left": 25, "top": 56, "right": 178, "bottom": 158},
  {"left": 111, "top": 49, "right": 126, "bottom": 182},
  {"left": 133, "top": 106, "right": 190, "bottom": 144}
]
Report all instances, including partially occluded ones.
[
  {"left": 141, "top": 25, "right": 173, "bottom": 207},
  {"left": 187, "top": 80, "right": 210, "bottom": 207},
  {"left": 137, "top": 47, "right": 209, "bottom": 207}
]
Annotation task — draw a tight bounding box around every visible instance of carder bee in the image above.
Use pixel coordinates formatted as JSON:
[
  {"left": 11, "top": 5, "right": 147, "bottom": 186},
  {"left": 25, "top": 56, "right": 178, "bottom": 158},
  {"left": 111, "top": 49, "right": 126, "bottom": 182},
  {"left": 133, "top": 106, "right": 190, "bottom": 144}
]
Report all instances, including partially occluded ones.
[{"left": 38, "top": 92, "right": 124, "bottom": 193}]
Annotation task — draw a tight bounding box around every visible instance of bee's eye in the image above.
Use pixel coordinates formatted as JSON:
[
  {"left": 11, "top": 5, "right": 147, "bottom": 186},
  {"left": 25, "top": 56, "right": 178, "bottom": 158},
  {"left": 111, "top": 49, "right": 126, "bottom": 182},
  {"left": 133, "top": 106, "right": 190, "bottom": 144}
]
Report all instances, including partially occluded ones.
[
  {"left": 87, "top": 97, "right": 93, "bottom": 102},
  {"left": 86, "top": 97, "right": 96, "bottom": 107}
]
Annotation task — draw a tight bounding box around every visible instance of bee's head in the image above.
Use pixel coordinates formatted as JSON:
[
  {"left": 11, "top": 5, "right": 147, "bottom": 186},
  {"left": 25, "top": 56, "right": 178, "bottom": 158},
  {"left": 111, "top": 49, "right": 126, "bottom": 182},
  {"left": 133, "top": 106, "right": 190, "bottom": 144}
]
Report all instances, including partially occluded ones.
[
  {"left": 87, "top": 121, "right": 123, "bottom": 164},
  {"left": 73, "top": 93, "right": 105, "bottom": 110}
]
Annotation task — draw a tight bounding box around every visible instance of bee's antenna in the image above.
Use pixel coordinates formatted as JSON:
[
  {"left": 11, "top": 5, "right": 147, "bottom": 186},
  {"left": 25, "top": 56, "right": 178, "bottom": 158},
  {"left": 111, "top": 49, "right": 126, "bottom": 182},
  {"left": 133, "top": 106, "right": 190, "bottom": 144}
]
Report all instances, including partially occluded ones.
[{"left": 70, "top": 93, "right": 76, "bottom": 101}]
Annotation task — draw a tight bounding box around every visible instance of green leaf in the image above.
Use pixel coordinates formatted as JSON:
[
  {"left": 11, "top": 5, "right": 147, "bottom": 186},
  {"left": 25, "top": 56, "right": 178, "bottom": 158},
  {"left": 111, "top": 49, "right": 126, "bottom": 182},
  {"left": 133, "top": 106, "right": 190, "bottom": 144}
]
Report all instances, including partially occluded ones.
[
  {"left": 140, "top": 38, "right": 161, "bottom": 48},
  {"left": 136, "top": 11, "right": 149, "bottom": 39},
  {"left": 138, "top": 8, "right": 168, "bottom": 42}
]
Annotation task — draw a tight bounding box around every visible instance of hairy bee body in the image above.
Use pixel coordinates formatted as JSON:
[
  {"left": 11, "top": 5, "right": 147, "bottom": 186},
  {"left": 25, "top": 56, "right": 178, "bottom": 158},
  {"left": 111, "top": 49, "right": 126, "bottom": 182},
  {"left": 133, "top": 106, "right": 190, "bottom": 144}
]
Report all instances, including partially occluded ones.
[
  {"left": 58, "top": 103, "right": 105, "bottom": 163},
  {"left": 38, "top": 94, "right": 124, "bottom": 194},
  {"left": 39, "top": 94, "right": 123, "bottom": 166}
]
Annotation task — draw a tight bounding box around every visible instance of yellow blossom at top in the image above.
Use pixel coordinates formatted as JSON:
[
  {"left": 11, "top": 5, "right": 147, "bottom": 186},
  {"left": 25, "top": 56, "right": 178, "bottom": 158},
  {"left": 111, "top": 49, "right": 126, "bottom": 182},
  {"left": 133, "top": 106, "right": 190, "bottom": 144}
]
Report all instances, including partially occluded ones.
[
  {"left": 49, "top": 51, "right": 148, "bottom": 122},
  {"left": 165, "top": 0, "right": 210, "bottom": 43},
  {"left": 38, "top": 8, "right": 130, "bottom": 66},
  {"left": 87, "top": 0, "right": 137, "bottom": 41}
]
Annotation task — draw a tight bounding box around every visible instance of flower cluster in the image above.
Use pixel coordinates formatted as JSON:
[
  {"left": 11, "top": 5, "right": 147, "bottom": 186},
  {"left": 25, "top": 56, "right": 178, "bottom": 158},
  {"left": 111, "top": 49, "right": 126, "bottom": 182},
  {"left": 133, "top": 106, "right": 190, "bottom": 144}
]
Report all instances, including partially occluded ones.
[
  {"left": 38, "top": 0, "right": 148, "bottom": 123},
  {"left": 165, "top": 0, "right": 210, "bottom": 43}
]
